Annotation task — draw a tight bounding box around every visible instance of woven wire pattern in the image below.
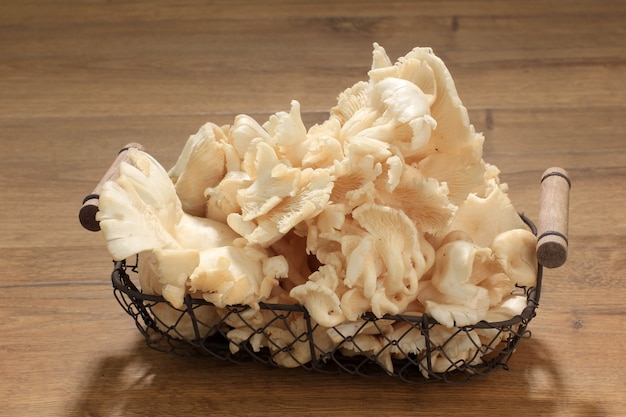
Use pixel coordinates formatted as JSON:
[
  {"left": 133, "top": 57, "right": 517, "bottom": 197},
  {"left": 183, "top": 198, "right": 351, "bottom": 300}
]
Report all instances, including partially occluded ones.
[{"left": 111, "top": 219, "right": 542, "bottom": 385}]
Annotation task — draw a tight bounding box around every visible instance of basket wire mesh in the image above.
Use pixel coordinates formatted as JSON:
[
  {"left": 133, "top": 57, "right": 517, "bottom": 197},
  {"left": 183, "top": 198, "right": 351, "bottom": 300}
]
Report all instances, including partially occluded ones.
[{"left": 111, "top": 214, "right": 542, "bottom": 384}]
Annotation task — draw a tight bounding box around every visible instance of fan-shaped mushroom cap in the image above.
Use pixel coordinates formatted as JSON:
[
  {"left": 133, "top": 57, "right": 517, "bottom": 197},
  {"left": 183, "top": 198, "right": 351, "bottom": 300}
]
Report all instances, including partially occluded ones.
[
  {"left": 343, "top": 234, "right": 381, "bottom": 297},
  {"left": 352, "top": 203, "right": 428, "bottom": 296},
  {"left": 388, "top": 321, "right": 426, "bottom": 358},
  {"left": 424, "top": 326, "right": 482, "bottom": 374},
  {"left": 340, "top": 288, "right": 372, "bottom": 322},
  {"left": 229, "top": 165, "right": 334, "bottom": 247},
  {"left": 188, "top": 245, "right": 265, "bottom": 308},
  {"left": 338, "top": 333, "right": 394, "bottom": 374},
  {"left": 445, "top": 179, "right": 528, "bottom": 247},
  {"left": 204, "top": 171, "right": 252, "bottom": 223},
  {"left": 236, "top": 140, "right": 301, "bottom": 221},
  {"left": 374, "top": 164, "right": 455, "bottom": 235},
  {"left": 490, "top": 228, "right": 538, "bottom": 286},
  {"left": 263, "top": 317, "right": 313, "bottom": 368},
  {"left": 419, "top": 240, "right": 491, "bottom": 327},
  {"left": 366, "top": 77, "right": 437, "bottom": 158},
  {"left": 290, "top": 279, "right": 346, "bottom": 328},
  {"left": 230, "top": 114, "right": 272, "bottom": 160},
  {"left": 167, "top": 123, "right": 229, "bottom": 217},
  {"left": 330, "top": 80, "right": 371, "bottom": 126},
  {"left": 150, "top": 248, "right": 200, "bottom": 308},
  {"left": 484, "top": 294, "right": 529, "bottom": 322}
]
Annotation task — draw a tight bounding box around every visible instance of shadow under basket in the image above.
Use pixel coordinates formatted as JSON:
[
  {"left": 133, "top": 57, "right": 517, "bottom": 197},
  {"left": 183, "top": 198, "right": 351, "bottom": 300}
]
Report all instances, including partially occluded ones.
[{"left": 110, "top": 214, "right": 542, "bottom": 385}]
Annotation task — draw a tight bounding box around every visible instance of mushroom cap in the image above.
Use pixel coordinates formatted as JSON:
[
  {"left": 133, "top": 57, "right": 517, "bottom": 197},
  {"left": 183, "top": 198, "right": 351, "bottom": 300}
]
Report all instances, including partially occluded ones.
[
  {"left": 352, "top": 203, "right": 425, "bottom": 295},
  {"left": 230, "top": 114, "right": 272, "bottom": 160},
  {"left": 490, "top": 228, "right": 538, "bottom": 287},
  {"left": 337, "top": 333, "right": 394, "bottom": 374},
  {"left": 330, "top": 80, "right": 370, "bottom": 126},
  {"left": 343, "top": 234, "right": 381, "bottom": 297},
  {"left": 229, "top": 166, "right": 334, "bottom": 247},
  {"left": 445, "top": 179, "right": 528, "bottom": 247},
  {"left": 237, "top": 140, "right": 301, "bottom": 221},
  {"left": 169, "top": 123, "right": 228, "bottom": 217},
  {"left": 424, "top": 327, "right": 482, "bottom": 374},
  {"left": 419, "top": 240, "right": 493, "bottom": 327},
  {"left": 264, "top": 317, "right": 313, "bottom": 368},
  {"left": 340, "top": 288, "right": 372, "bottom": 322},
  {"left": 367, "top": 77, "right": 437, "bottom": 158},
  {"left": 289, "top": 280, "right": 346, "bottom": 328},
  {"left": 374, "top": 164, "right": 455, "bottom": 235},
  {"left": 484, "top": 294, "right": 529, "bottom": 322},
  {"left": 388, "top": 321, "right": 427, "bottom": 358},
  {"left": 188, "top": 245, "right": 264, "bottom": 308}
]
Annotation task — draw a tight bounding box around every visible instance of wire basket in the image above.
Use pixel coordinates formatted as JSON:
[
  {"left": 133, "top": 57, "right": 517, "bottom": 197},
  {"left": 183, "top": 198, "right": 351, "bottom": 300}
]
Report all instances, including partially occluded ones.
[
  {"left": 81, "top": 146, "right": 568, "bottom": 384},
  {"left": 109, "top": 214, "right": 542, "bottom": 384}
]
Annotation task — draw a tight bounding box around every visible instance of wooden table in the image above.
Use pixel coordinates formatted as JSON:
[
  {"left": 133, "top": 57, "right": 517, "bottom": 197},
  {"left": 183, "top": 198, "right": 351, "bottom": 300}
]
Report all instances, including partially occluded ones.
[{"left": 1, "top": 1, "right": 625, "bottom": 415}]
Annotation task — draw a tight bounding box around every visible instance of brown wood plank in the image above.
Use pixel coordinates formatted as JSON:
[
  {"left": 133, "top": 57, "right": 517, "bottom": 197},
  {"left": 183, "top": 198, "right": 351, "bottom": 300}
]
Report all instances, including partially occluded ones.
[{"left": 1, "top": 0, "right": 625, "bottom": 416}]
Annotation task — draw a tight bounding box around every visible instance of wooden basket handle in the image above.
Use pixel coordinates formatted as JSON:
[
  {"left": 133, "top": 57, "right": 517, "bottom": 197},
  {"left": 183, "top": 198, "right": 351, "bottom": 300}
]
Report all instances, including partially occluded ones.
[
  {"left": 79, "top": 143, "right": 145, "bottom": 232},
  {"left": 536, "top": 167, "right": 571, "bottom": 268}
]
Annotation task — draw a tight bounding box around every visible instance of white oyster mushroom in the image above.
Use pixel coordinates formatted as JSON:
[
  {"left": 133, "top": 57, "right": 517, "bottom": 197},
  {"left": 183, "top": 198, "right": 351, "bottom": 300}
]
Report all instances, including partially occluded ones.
[
  {"left": 137, "top": 251, "right": 222, "bottom": 339},
  {"left": 230, "top": 114, "right": 272, "bottom": 160},
  {"left": 264, "top": 101, "right": 344, "bottom": 170},
  {"left": 227, "top": 326, "right": 265, "bottom": 355},
  {"left": 330, "top": 80, "right": 370, "bottom": 126},
  {"left": 97, "top": 149, "right": 252, "bottom": 308},
  {"left": 290, "top": 279, "right": 345, "bottom": 328},
  {"left": 388, "top": 321, "right": 427, "bottom": 358},
  {"left": 188, "top": 245, "right": 266, "bottom": 308},
  {"left": 373, "top": 46, "right": 489, "bottom": 203},
  {"left": 484, "top": 294, "right": 529, "bottom": 322},
  {"left": 478, "top": 273, "right": 516, "bottom": 307},
  {"left": 428, "top": 240, "right": 479, "bottom": 298},
  {"left": 98, "top": 148, "right": 239, "bottom": 258},
  {"left": 421, "top": 240, "right": 491, "bottom": 327},
  {"left": 490, "top": 228, "right": 538, "bottom": 287},
  {"left": 343, "top": 234, "right": 380, "bottom": 297},
  {"left": 229, "top": 165, "right": 334, "bottom": 247},
  {"left": 264, "top": 100, "right": 308, "bottom": 167},
  {"left": 371, "top": 287, "right": 412, "bottom": 318},
  {"left": 374, "top": 163, "right": 455, "bottom": 235},
  {"left": 365, "top": 77, "right": 437, "bottom": 158},
  {"left": 204, "top": 171, "right": 252, "bottom": 223},
  {"left": 263, "top": 318, "right": 312, "bottom": 368},
  {"left": 330, "top": 153, "right": 383, "bottom": 213},
  {"left": 167, "top": 122, "right": 229, "bottom": 217},
  {"left": 338, "top": 333, "right": 394, "bottom": 375},
  {"left": 352, "top": 203, "right": 427, "bottom": 297},
  {"left": 151, "top": 248, "right": 200, "bottom": 308},
  {"left": 259, "top": 254, "right": 289, "bottom": 298},
  {"left": 237, "top": 139, "right": 301, "bottom": 221},
  {"left": 445, "top": 179, "right": 528, "bottom": 247},
  {"left": 424, "top": 327, "right": 482, "bottom": 375},
  {"left": 368, "top": 43, "right": 400, "bottom": 83},
  {"left": 95, "top": 43, "right": 544, "bottom": 372},
  {"left": 339, "top": 288, "right": 372, "bottom": 322},
  {"left": 371, "top": 42, "right": 393, "bottom": 71}
]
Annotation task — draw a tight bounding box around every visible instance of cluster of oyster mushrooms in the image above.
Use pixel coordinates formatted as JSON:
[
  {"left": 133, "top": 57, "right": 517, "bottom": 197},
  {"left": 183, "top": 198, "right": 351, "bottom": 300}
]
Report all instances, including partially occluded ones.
[{"left": 97, "top": 44, "right": 538, "bottom": 373}]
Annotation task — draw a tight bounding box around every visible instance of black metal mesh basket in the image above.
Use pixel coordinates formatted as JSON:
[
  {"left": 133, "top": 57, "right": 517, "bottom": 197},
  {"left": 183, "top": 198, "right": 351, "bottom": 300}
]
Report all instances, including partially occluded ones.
[{"left": 110, "top": 215, "right": 542, "bottom": 384}]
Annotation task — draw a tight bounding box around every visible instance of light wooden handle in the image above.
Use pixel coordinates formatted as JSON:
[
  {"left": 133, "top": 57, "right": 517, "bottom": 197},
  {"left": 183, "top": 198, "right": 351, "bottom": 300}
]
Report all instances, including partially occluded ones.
[
  {"left": 536, "top": 167, "right": 571, "bottom": 268},
  {"left": 79, "top": 143, "right": 145, "bottom": 232}
]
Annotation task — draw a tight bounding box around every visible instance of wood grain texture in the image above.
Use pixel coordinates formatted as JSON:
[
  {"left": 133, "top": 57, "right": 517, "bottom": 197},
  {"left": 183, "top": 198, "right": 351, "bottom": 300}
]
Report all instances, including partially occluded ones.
[{"left": 1, "top": 1, "right": 625, "bottom": 416}]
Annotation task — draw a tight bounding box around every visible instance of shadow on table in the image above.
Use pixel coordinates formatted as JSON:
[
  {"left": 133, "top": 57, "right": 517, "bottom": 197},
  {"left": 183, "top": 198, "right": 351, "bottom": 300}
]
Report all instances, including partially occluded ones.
[{"left": 67, "top": 337, "right": 606, "bottom": 417}]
